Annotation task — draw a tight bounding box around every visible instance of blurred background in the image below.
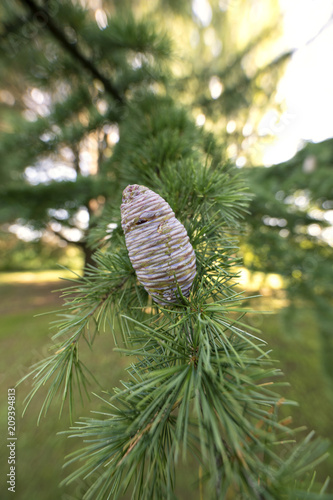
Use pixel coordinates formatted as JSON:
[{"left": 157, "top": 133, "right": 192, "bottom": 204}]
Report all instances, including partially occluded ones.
[{"left": 1, "top": 0, "right": 333, "bottom": 498}]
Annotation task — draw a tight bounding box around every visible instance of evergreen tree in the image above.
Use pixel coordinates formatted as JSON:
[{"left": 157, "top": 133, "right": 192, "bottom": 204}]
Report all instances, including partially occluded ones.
[
  {"left": 20, "top": 94, "right": 331, "bottom": 499},
  {"left": 1, "top": 0, "right": 331, "bottom": 498},
  {"left": 0, "top": 0, "right": 288, "bottom": 270},
  {"left": 0, "top": 0, "right": 172, "bottom": 267},
  {"left": 244, "top": 139, "right": 333, "bottom": 382}
]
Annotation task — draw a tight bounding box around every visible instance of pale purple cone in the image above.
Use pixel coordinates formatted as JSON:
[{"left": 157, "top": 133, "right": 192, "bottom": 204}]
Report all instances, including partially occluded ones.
[{"left": 121, "top": 184, "right": 196, "bottom": 305}]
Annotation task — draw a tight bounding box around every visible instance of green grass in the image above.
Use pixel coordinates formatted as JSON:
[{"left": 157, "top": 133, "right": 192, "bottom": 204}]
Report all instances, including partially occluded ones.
[
  {"left": 0, "top": 269, "right": 83, "bottom": 284},
  {"left": 0, "top": 277, "right": 332, "bottom": 499}
]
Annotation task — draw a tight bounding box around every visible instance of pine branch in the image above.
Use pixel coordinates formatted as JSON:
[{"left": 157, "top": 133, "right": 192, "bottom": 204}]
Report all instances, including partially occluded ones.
[
  {"left": 20, "top": 0, "right": 124, "bottom": 104},
  {"left": 14, "top": 61, "right": 331, "bottom": 495},
  {"left": 17, "top": 245, "right": 139, "bottom": 421},
  {"left": 60, "top": 294, "right": 330, "bottom": 498}
]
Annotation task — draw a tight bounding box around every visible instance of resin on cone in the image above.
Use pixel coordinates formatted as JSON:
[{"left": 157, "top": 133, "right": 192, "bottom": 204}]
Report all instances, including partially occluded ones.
[{"left": 121, "top": 184, "right": 196, "bottom": 305}]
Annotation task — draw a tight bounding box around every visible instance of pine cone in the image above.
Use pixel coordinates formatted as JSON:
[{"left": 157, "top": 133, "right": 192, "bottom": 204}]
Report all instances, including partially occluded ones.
[{"left": 121, "top": 184, "right": 196, "bottom": 305}]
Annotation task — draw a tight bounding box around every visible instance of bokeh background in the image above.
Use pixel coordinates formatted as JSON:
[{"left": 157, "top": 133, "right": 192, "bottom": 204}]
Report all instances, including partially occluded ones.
[{"left": 1, "top": 0, "right": 333, "bottom": 498}]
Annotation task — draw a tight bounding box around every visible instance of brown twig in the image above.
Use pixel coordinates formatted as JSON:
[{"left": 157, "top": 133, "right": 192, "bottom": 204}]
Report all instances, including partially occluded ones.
[{"left": 120, "top": 398, "right": 182, "bottom": 465}]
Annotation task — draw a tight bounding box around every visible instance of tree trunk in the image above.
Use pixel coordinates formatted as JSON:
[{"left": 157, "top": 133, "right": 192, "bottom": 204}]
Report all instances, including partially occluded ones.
[{"left": 82, "top": 242, "right": 95, "bottom": 273}]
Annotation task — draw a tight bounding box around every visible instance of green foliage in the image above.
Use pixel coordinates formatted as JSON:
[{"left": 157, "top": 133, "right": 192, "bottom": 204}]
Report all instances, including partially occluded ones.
[
  {"left": 0, "top": 0, "right": 331, "bottom": 497},
  {"left": 19, "top": 139, "right": 331, "bottom": 497},
  {"left": 244, "top": 139, "right": 333, "bottom": 381},
  {"left": 244, "top": 139, "right": 333, "bottom": 294},
  {"left": 0, "top": 0, "right": 291, "bottom": 272},
  {"left": 0, "top": 231, "right": 82, "bottom": 271},
  {"left": 0, "top": 0, "right": 174, "bottom": 268},
  {"left": 2, "top": 281, "right": 333, "bottom": 500}
]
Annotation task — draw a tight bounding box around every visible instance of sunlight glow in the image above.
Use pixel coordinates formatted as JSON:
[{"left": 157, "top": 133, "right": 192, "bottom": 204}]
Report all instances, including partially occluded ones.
[
  {"left": 236, "top": 156, "right": 246, "bottom": 168},
  {"left": 25, "top": 163, "right": 77, "bottom": 184},
  {"left": 95, "top": 8, "right": 108, "bottom": 30},
  {"left": 9, "top": 224, "right": 43, "bottom": 242},
  {"left": 226, "top": 120, "right": 236, "bottom": 133},
  {"left": 262, "top": 0, "right": 333, "bottom": 165},
  {"left": 104, "top": 124, "right": 119, "bottom": 144},
  {"left": 48, "top": 208, "right": 69, "bottom": 220},
  {"left": 60, "top": 227, "right": 84, "bottom": 242},
  {"left": 192, "top": 0, "right": 212, "bottom": 27},
  {"left": 23, "top": 87, "right": 51, "bottom": 118},
  {"left": 73, "top": 207, "right": 90, "bottom": 230},
  {"left": 196, "top": 113, "right": 206, "bottom": 126},
  {"left": 209, "top": 76, "right": 223, "bottom": 99}
]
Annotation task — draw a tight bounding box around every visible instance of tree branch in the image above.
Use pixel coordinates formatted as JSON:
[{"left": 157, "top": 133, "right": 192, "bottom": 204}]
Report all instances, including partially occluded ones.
[{"left": 20, "top": 0, "right": 125, "bottom": 105}]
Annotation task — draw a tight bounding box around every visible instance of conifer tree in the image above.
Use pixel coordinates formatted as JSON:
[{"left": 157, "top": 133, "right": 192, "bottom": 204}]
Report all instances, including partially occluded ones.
[
  {"left": 21, "top": 91, "right": 331, "bottom": 499},
  {"left": 0, "top": 0, "right": 288, "bottom": 271},
  {"left": 244, "top": 139, "right": 333, "bottom": 382},
  {"left": 1, "top": 1, "right": 330, "bottom": 498},
  {"left": 0, "top": 0, "right": 172, "bottom": 267}
]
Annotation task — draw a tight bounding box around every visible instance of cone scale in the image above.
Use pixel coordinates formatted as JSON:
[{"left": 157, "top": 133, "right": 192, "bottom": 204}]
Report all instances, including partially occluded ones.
[{"left": 121, "top": 184, "right": 196, "bottom": 305}]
